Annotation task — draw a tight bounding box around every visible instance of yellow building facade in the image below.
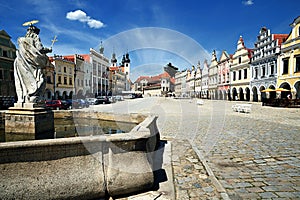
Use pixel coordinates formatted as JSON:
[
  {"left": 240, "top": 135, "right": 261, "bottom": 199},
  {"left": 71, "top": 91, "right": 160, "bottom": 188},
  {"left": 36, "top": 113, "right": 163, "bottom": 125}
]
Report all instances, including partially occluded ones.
[
  {"left": 49, "top": 55, "right": 75, "bottom": 99},
  {"left": 278, "top": 16, "right": 300, "bottom": 99}
]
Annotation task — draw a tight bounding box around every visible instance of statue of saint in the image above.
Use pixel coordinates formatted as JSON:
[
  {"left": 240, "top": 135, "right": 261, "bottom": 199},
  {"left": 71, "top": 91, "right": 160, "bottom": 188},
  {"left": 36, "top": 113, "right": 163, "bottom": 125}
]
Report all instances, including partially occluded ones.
[{"left": 14, "top": 23, "right": 52, "bottom": 104}]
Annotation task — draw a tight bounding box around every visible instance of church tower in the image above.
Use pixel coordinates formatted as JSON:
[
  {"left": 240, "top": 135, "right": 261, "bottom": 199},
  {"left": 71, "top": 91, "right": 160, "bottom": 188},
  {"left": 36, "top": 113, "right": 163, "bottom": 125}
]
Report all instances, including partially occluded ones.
[
  {"left": 122, "top": 52, "right": 130, "bottom": 79},
  {"left": 111, "top": 52, "right": 117, "bottom": 67}
]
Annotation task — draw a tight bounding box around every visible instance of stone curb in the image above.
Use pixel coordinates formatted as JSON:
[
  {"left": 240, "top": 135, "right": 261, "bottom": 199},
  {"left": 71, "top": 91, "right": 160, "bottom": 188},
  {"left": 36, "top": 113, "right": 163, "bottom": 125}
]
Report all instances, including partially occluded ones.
[{"left": 190, "top": 141, "right": 231, "bottom": 200}]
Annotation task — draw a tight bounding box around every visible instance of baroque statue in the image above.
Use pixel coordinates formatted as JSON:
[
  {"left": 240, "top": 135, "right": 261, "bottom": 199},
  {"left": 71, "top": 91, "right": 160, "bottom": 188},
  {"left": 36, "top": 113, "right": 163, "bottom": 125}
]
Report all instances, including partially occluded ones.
[{"left": 14, "top": 20, "right": 52, "bottom": 104}]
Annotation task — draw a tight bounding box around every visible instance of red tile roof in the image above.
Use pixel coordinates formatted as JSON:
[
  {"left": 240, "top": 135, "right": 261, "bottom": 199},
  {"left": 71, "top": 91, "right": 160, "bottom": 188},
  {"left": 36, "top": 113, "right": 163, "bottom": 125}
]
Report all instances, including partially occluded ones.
[
  {"left": 273, "top": 34, "right": 289, "bottom": 46},
  {"left": 109, "top": 66, "right": 125, "bottom": 73}
]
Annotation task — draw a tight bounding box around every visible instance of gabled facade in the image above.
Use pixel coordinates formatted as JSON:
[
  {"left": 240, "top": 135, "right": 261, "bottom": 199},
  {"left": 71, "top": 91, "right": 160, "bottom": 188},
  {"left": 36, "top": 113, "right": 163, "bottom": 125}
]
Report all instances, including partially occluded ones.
[
  {"left": 174, "top": 70, "right": 187, "bottom": 97},
  {"left": 278, "top": 16, "right": 300, "bottom": 99},
  {"left": 208, "top": 50, "right": 219, "bottom": 99},
  {"left": 195, "top": 61, "right": 202, "bottom": 98},
  {"left": 201, "top": 60, "right": 210, "bottom": 99},
  {"left": 217, "top": 50, "right": 232, "bottom": 100},
  {"left": 186, "top": 66, "right": 196, "bottom": 96},
  {"left": 231, "top": 36, "right": 253, "bottom": 101},
  {"left": 250, "top": 27, "right": 288, "bottom": 101}
]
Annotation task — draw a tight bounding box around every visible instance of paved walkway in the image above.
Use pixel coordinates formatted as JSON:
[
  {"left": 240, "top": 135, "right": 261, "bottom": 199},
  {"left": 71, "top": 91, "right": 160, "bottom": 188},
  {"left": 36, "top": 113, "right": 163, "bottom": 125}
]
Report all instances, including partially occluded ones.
[{"left": 91, "top": 97, "right": 300, "bottom": 199}]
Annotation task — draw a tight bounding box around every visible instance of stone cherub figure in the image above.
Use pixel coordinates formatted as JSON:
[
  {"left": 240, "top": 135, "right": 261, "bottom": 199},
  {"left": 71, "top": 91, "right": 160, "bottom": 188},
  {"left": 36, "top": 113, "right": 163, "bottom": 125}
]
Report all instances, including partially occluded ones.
[{"left": 14, "top": 21, "right": 52, "bottom": 105}]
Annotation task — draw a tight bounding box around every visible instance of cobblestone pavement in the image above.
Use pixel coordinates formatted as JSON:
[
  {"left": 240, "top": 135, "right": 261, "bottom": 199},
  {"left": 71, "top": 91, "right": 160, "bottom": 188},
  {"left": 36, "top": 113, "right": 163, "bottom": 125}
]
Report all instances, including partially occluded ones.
[
  {"left": 170, "top": 139, "right": 221, "bottom": 200},
  {"left": 92, "top": 97, "right": 300, "bottom": 199}
]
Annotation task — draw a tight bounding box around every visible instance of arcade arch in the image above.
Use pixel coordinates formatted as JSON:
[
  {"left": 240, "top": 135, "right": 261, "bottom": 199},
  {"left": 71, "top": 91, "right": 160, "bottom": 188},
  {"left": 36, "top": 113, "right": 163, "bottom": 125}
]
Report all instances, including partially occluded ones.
[{"left": 252, "top": 87, "right": 258, "bottom": 102}]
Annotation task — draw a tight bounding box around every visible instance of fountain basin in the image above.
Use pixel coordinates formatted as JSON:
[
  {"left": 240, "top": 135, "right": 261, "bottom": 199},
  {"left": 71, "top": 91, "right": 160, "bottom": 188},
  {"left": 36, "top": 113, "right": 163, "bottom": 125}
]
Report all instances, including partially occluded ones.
[{"left": 0, "top": 112, "right": 160, "bottom": 199}]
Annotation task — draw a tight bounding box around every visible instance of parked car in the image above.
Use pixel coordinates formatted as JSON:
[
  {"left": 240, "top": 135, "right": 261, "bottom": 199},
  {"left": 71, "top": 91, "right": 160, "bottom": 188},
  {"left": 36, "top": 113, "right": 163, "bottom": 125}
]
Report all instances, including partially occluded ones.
[
  {"left": 86, "top": 98, "right": 97, "bottom": 105},
  {"left": 65, "top": 99, "right": 74, "bottom": 109},
  {"left": 115, "top": 95, "right": 124, "bottom": 101},
  {"left": 45, "top": 100, "right": 70, "bottom": 110},
  {"left": 73, "top": 99, "right": 89, "bottom": 108},
  {"left": 95, "top": 96, "right": 111, "bottom": 104},
  {"left": 108, "top": 96, "right": 116, "bottom": 103},
  {"left": 123, "top": 94, "right": 135, "bottom": 99}
]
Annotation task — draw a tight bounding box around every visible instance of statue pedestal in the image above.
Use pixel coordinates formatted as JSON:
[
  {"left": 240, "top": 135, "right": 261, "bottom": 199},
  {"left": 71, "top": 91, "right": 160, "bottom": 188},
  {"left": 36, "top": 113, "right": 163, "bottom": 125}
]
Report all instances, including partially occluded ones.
[{"left": 5, "top": 104, "right": 54, "bottom": 142}]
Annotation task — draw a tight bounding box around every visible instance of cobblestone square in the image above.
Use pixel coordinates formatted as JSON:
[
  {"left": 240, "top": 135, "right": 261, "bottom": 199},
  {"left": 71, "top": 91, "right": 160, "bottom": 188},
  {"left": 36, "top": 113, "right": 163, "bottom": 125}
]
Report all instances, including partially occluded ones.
[{"left": 98, "top": 97, "right": 299, "bottom": 199}]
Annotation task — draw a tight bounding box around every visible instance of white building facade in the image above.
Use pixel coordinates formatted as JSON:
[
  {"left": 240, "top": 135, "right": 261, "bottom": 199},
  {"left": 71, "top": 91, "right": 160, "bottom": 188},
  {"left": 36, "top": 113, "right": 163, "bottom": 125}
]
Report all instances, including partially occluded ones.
[
  {"left": 250, "top": 27, "right": 288, "bottom": 101},
  {"left": 90, "top": 48, "right": 110, "bottom": 96}
]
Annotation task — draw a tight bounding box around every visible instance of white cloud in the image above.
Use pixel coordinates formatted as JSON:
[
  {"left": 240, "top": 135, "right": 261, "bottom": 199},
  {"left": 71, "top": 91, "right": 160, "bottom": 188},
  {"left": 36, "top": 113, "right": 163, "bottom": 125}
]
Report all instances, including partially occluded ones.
[
  {"left": 87, "top": 19, "right": 104, "bottom": 29},
  {"left": 66, "top": 9, "right": 105, "bottom": 29},
  {"left": 242, "top": 0, "right": 254, "bottom": 6}
]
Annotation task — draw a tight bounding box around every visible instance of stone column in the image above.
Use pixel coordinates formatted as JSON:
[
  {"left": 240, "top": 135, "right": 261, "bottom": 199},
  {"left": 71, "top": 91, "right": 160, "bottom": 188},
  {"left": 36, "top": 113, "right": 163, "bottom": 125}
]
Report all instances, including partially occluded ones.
[{"left": 258, "top": 93, "right": 262, "bottom": 102}]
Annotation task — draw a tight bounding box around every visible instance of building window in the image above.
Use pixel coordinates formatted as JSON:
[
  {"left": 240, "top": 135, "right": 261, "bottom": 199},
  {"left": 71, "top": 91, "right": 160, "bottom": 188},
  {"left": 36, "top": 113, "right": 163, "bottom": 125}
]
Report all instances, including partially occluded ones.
[
  {"left": 10, "top": 71, "right": 14, "bottom": 80},
  {"left": 233, "top": 71, "right": 236, "bottom": 81},
  {"left": 64, "top": 77, "right": 67, "bottom": 84},
  {"left": 3, "top": 50, "right": 8, "bottom": 57},
  {"left": 0, "top": 69, "right": 3, "bottom": 80},
  {"left": 69, "top": 78, "right": 72, "bottom": 85},
  {"left": 295, "top": 56, "right": 300, "bottom": 72},
  {"left": 238, "top": 57, "right": 241, "bottom": 64},
  {"left": 283, "top": 58, "right": 289, "bottom": 74},
  {"left": 64, "top": 67, "right": 67, "bottom": 73},
  {"left": 262, "top": 67, "right": 266, "bottom": 77},
  {"left": 270, "top": 63, "right": 275, "bottom": 76},
  {"left": 47, "top": 76, "right": 51, "bottom": 84},
  {"left": 58, "top": 76, "right": 62, "bottom": 84},
  {"left": 238, "top": 70, "right": 242, "bottom": 80},
  {"left": 244, "top": 69, "right": 247, "bottom": 79},
  {"left": 227, "top": 72, "right": 229, "bottom": 83},
  {"left": 255, "top": 68, "right": 258, "bottom": 79}
]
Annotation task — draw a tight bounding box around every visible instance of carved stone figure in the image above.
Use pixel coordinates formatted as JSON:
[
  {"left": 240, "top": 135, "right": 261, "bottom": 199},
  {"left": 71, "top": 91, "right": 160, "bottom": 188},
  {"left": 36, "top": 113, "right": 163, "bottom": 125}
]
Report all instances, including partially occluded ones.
[{"left": 14, "top": 24, "right": 52, "bottom": 104}]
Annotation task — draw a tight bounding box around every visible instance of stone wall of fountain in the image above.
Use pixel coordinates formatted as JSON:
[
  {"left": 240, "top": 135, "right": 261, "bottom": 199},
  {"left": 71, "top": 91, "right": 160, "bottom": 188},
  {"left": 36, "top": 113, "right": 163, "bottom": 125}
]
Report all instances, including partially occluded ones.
[{"left": 0, "top": 112, "right": 160, "bottom": 199}]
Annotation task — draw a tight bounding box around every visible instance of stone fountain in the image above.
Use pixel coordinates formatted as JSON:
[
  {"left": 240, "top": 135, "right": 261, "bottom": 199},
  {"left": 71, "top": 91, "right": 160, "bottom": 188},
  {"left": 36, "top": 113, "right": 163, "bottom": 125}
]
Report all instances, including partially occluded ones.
[{"left": 0, "top": 22, "right": 162, "bottom": 199}]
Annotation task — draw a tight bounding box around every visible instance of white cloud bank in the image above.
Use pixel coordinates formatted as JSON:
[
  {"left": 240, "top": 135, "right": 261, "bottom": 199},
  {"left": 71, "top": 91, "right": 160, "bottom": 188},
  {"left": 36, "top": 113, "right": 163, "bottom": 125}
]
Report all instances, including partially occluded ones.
[
  {"left": 242, "top": 0, "right": 254, "bottom": 6},
  {"left": 66, "top": 9, "right": 105, "bottom": 29}
]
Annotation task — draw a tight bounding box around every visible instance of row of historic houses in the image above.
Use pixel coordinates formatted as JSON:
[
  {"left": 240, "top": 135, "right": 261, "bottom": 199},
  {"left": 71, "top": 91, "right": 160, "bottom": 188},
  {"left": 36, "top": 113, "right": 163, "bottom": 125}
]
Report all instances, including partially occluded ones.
[
  {"left": 0, "top": 29, "right": 132, "bottom": 101},
  {"left": 175, "top": 16, "right": 300, "bottom": 102}
]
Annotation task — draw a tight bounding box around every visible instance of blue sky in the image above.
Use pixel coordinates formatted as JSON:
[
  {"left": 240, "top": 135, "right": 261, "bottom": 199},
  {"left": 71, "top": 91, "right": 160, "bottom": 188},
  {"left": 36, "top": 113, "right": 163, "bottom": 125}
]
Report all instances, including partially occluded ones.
[{"left": 1, "top": 0, "right": 299, "bottom": 81}]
